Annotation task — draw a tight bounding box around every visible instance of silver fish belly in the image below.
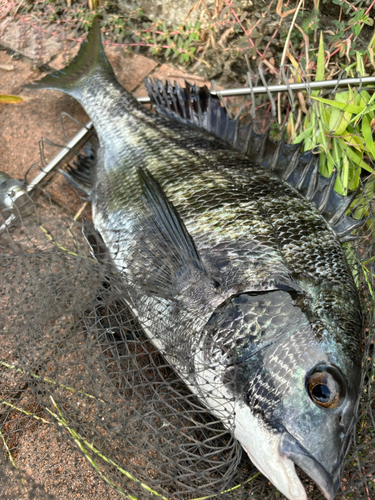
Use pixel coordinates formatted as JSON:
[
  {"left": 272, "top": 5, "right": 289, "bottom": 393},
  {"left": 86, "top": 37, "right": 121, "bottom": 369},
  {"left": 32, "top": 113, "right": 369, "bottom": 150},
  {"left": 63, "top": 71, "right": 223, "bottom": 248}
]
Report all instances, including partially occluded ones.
[{"left": 26, "top": 19, "right": 363, "bottom": 500}]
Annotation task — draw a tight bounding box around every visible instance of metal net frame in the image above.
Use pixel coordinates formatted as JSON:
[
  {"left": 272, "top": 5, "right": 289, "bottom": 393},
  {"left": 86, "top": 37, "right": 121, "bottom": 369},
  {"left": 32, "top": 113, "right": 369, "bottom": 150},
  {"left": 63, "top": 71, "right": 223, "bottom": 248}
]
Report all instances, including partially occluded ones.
[{"left": 0, "top": 71, "right": 374, "bottom": 500}]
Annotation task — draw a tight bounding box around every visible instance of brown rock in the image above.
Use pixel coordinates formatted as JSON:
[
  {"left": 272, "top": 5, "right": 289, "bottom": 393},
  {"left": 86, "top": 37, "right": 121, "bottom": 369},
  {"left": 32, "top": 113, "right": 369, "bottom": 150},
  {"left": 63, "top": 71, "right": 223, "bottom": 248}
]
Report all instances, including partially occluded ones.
[
  {"left": 134, "top": 62, "right": 211, "bottom": 98},
  {"left": 1, "top": 22, "right": 62, "bottom": 66}
]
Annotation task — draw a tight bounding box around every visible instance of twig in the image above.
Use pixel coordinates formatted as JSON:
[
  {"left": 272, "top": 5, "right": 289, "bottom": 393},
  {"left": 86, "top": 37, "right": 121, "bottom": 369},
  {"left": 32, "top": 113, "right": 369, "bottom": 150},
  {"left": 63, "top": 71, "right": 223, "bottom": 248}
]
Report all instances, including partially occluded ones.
[
  {"left": 0, "top": 427, "right": 18, "bottom": 470},
  {"left": 261, "top": 19, "right": 281, "bottom": 60},
  {"left": 223, "top": 0, "right": 269, "bottom": 64},
  {"left": 183, "top": 0, "right": 212, "bottom": 24},
  {"left": 0, "top": 64, "right": 14, "bottom": 71},
  {"left": 218, "top": 26, "right": 233, "bottom": 48},
  {"left": 342, "top": 0, "right": 358, "bottom": 11},
  {"left": 295, "top": 23, "right": 310, "bottom": 80},
  {"left": 167, "top": 71, "right": 207, "bottom": 81},
  {"left": 48, "top": 397, "right": 169, "bottom": 500},
  {"left": 0, "top": 361, "right": 102, "bottom": 401},
  {"left": 279, "top": 0, "right": 304, "bottom": 72},
  {"left": 330, "top": 0, "right": 375, "bottom": 58},
  {"left": 190, "top": 36, "right": 212, "bottom": 71},
  {"left": 0, "top": 399, "right": 50, "bottom": 425},
  {"left": 276, "top": 0, "right": 297, "bottom": 19},
  {"left": 278, "top": 0, "right": 304, "bottom": 123}
]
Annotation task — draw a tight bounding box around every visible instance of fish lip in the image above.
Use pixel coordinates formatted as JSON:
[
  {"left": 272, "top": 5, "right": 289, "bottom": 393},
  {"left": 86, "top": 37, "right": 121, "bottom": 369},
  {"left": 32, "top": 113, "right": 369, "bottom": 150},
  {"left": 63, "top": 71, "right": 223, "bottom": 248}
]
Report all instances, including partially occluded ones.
[{"left": 279, "top": 432, "right": 340, "bottom": 500}]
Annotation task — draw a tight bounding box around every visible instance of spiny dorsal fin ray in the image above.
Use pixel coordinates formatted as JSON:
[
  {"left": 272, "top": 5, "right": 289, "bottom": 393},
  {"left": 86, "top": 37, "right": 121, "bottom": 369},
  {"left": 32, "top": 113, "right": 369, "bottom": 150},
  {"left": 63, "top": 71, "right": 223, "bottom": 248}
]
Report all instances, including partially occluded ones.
[
  {"left": 328, "top": 188, "right": 360, "bottom": 227},
  {"left": 312, "top": 171, "right": 338, "bottom": 213},
  {"left": 145, "top": 78, "right": 364, "bottom": 240},
  {"left": 333, "top": 216, "right": 365, "bottom": 239}
]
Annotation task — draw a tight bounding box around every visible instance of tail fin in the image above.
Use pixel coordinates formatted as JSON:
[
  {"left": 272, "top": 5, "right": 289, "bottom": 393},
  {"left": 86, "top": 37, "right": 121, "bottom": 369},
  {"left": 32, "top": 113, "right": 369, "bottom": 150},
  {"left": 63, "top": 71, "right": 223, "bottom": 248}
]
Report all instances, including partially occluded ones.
[{"left": 24, "top": 18, "right": 114, "bottom": 95}]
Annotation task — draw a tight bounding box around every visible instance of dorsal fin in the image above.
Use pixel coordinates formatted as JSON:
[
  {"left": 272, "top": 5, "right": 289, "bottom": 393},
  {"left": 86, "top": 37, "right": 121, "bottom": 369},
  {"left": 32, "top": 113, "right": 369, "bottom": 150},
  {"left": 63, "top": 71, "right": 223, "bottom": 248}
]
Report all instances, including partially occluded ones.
[
  {"left": 145, "top": 78, "right": 364, "bottom": 241},
  {"left": 145, "top": 78, "right": 238, "bottom": 145}
]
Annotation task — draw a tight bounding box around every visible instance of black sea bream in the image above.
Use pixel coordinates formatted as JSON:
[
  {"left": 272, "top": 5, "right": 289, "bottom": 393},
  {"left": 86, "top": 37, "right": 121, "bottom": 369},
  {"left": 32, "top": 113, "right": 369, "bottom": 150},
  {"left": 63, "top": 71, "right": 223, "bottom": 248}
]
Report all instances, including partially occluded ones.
[{"left": 26, "top": 19, "right": 363, "bottom": 500}]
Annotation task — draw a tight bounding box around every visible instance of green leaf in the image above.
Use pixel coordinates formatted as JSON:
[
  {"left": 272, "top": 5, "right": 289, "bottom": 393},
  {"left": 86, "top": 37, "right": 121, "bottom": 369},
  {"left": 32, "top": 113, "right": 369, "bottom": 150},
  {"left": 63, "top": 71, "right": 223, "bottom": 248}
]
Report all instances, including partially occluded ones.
[
  {"left": 356, "top": 52, "right": 366, "bottom": 77},
  {"left": 319, "top": 108, "right": 331, "bottom": 133},
  {"left": 356, "top": 9, "right": 365, "bottom": 20},
  {"left": 310, "top": 96, "right": 364, "bottom": 114},
  {"left": 335, "top": 90, "right": 351, "bottom": 105},
  {"left": 341, "top": 153, "right": 350, "bottom": 195},
  {"left": 0, "top": 94, "right": 23, "bottom": 103},
  {"left": 355, "top": 90, "right": 371, "bottom": 106},
  {"left": 329, "top": 91, "right": 352, "bottom": 136},
  {"left": 353, "top": 24, "right": 361, "bottom": 37},
  {"left": 312, "top": 32, "right": 325, "bottom": 97},
  {"left": 349, "top": 161, "right": 360, "bottom": 191},
  {"left": 341, "top": 131, "right": 366, "bottom": 151},
  {"left": 362, "top": 114, "right": 375, "bottom": 159},
  {"left": 365, "top": 102, "right": 375, "bottom": 114},
  {"left": 333, "top": 139, "right": 345, "bottom": 195},
  {"left": 292, "top": 126, "right": 314, "bottom": 145},
  {"left": 334, "top": 174, "right": 344, "bottom": 195},
  {"left": 367, "top": 92, "right": 375, "bottom": 108},
  {"left": 337, "top": 138, "right": 373, "bottom": 173}
]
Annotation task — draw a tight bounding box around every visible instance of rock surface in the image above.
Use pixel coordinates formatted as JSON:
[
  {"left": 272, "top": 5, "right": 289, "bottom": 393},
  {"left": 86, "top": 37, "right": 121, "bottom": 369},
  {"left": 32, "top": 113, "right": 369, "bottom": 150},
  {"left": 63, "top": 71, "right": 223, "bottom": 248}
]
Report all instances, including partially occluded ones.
[{"left": 117, "top": 0, "right": 214, "bottom": 25}]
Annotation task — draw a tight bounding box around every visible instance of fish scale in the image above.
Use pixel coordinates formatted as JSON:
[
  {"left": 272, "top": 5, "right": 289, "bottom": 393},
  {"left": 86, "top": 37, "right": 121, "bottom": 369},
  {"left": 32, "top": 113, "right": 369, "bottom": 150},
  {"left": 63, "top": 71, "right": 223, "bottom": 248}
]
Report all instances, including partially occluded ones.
[
  {"left": 74, "top": 74, "right": 357, "bottom": 315},
  {"left": 26, "top": 19, "right": 364, "bottom": 500},
  {"left": 100, "top": 149, "right": 295, "bottom": 296}
]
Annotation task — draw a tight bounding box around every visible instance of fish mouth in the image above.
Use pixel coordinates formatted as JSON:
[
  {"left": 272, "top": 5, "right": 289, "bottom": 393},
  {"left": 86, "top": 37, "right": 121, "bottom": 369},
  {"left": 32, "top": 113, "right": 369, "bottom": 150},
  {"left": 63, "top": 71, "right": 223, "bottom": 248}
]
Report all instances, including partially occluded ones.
[{"left": 280, "top": 432, "right": 340, "bottom": 500}]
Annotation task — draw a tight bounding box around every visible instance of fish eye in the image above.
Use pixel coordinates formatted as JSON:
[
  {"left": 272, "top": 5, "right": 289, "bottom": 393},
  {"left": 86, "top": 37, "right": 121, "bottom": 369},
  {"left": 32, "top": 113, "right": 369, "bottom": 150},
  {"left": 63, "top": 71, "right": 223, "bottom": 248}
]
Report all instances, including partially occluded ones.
[{"left": 307, "top": 366, "right": 345, "bottom": 409}]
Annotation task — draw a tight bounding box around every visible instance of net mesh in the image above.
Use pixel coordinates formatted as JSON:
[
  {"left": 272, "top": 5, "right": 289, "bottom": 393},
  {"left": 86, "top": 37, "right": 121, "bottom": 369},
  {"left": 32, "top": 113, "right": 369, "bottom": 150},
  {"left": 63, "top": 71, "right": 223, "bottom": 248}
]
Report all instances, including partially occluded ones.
[{"left": 0, "top": 74, "right": 374, "bottom": 500}]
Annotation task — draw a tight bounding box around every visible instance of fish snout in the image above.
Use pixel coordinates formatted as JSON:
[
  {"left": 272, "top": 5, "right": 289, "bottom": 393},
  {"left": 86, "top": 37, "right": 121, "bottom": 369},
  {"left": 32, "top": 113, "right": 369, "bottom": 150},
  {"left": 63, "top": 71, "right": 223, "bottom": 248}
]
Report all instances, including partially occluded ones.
[{"left": 279, "top": 432, "right": 341, "bottom": 500}]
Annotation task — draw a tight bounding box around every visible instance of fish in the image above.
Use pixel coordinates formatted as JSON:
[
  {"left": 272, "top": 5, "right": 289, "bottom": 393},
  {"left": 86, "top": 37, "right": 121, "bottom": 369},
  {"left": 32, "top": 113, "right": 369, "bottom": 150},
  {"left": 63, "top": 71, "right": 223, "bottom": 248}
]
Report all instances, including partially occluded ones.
[{"left": 25, "top": 19, "right": 364, "bottom": 500}]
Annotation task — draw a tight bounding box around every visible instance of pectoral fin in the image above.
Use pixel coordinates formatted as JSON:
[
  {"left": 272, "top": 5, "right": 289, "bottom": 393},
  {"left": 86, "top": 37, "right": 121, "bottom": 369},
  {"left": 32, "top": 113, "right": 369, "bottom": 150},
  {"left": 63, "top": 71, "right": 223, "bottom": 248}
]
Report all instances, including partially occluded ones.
[{"left": 131, "top": 167, "right": 220, "bottom": 299}]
